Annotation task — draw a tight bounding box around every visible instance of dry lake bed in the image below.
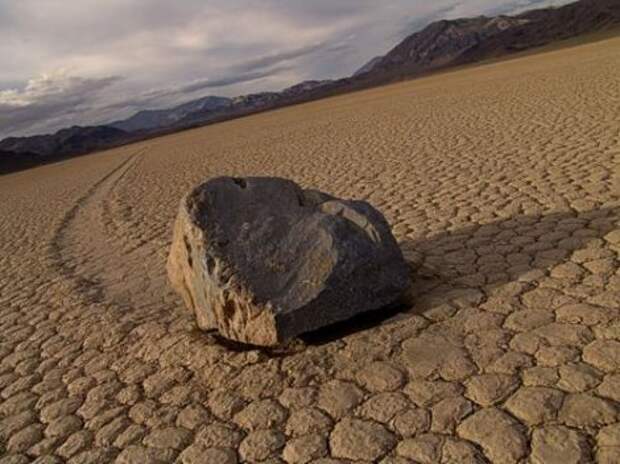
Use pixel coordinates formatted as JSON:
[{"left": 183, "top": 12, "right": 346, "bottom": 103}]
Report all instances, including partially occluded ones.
[{"left": 1, "top": 35, "right": 619, "bottom": 463}]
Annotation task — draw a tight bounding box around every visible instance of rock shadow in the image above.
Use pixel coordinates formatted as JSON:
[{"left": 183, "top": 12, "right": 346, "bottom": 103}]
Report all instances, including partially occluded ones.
[{"left": 301, "top": 206, "right": 618, "bottom": 345}]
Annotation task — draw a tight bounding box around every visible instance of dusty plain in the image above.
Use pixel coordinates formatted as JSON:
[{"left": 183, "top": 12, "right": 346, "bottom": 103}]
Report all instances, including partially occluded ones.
[{"left": 1, "top": 36, "right": 619, "bottom": 464}]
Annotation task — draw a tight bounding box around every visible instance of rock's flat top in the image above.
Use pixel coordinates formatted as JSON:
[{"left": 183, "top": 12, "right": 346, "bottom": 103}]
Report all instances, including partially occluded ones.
[{"left": 1, "top": 36, "right": 619, "bottom": 463}]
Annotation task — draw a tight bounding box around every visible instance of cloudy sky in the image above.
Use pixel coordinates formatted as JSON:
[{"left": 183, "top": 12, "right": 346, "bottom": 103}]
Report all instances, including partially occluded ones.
[{"left": 0, "top": 0, "right": 573, "bottom": 139}]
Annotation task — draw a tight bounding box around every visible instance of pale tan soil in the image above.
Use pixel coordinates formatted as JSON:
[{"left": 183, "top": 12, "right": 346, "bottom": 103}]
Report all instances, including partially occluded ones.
[{"left": 1, "top": 35, "right": 619, "bottom": 464}]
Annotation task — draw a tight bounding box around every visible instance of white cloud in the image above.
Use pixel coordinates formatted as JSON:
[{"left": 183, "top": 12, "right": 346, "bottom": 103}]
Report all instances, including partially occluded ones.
[
  {"left": 0, "top": 70, "right": 118, "bottom": 107},
  {"left": 0, "top": 70, "right": 121, "bottom": 138}
]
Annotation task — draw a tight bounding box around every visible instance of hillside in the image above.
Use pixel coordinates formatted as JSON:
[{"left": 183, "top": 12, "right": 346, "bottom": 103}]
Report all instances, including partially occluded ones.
[
  {"left": 0, "top": 126, "right": 133, "bottom": 173},
  {"left": 355, "top": 0, "right": 620, "bottom": 78}
]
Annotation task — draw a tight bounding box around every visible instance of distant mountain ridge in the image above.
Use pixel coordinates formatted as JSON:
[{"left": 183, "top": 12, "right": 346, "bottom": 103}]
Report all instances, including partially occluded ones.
[
  {"left": 0, "top": 125, "right": 132, "bottom": 174},
  {"left": 106, "top": 81, "right": 336, "bottom": 133},
  {"left": 109, "top": 96, "right": 232, "bottom": 132},
  {"left": 2, "top": 0, "right": 619, "bottom": 174},
  {"left": 0, "top": 126, "right": 130, "bottom": 159},
  {"left": 355, "top": 0, "right": 620, "bottom": 78},
  {"left": 353, "top": 16, "right": 532, "bottom": 77}
]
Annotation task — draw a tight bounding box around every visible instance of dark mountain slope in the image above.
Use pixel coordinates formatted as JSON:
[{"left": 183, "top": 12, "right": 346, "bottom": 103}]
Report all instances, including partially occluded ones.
[
  {"left": 0, "top": 126, "right": 133, "bottom": 173},
  {"left": 359, "top": 0, "right": 620, "bottom": 78}
]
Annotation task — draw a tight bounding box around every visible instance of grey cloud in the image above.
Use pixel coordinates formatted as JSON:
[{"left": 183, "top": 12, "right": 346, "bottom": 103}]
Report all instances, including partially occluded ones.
[
  {"left": 0, "top": 73, "right": 121, "bottom": 137},
  {"left": 179, "top": 66, "right": 292, "bottom": 93},
  {"left": 229, "top": 42, "right": 346, "bottom": 74}
]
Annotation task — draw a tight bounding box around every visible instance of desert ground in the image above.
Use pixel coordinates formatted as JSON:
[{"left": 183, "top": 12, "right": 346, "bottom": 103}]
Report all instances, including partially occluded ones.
[{"left": 1, "top": 35, "right": 619, "bottom": 464}]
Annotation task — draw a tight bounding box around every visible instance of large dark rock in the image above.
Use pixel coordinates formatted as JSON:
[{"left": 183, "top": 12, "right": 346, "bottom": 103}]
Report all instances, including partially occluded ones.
[{"left": 167, "top": 177, "right": 409, "bottom": 346}]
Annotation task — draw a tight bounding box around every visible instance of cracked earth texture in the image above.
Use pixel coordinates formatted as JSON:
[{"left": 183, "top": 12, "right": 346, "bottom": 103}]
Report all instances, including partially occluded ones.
[{"left": 1, "top": 36, "right": 619, "bottom": 464}]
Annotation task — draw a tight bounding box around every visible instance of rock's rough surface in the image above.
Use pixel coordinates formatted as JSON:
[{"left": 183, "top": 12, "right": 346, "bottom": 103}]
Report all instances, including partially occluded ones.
[{"left": 167, "top": 176, "right": 409, "bottom": 345}]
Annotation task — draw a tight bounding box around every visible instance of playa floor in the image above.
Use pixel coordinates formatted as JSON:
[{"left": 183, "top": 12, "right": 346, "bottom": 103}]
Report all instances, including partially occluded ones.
[{"left": 1, "top": 35, "right": 619, "bottom": 463}]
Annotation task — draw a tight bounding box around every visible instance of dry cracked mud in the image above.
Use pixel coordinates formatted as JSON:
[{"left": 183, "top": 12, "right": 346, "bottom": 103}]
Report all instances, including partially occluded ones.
[{"left": 1, "top": 36, "right": 619, "bottom": 464}]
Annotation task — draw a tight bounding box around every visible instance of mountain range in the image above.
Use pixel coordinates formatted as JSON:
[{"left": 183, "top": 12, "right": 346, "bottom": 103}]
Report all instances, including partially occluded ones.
[
  {"left": 108, "top": 96, "right": 232, "bottom": 132},
  {"left": 2, "top": 0, "right": 619, "bottom": 174},
  {"left": 354, "top": 0, "right": 620, "bottom": 79}
]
